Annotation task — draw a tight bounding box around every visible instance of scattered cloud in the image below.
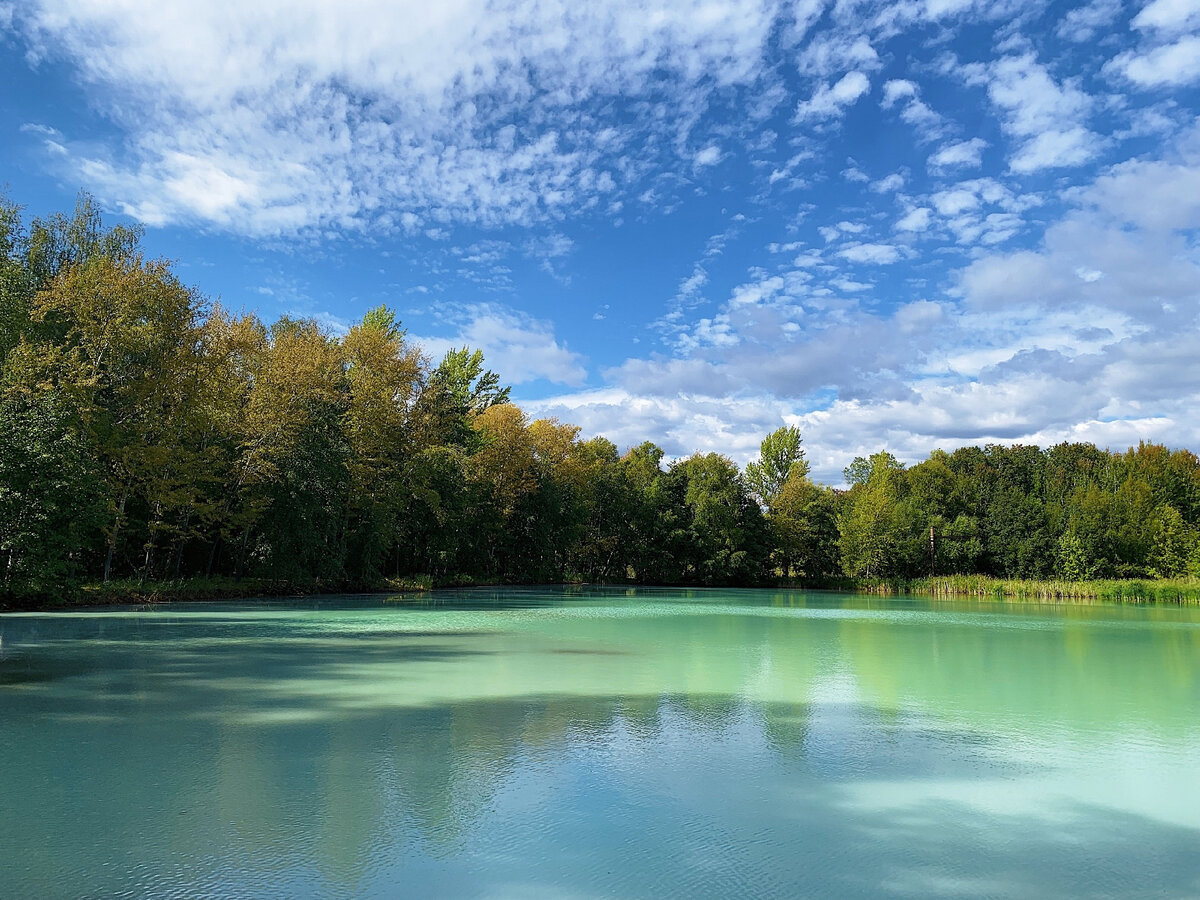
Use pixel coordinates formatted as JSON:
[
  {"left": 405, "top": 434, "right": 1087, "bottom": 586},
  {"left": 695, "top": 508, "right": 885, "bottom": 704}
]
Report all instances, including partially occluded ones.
[
  {"left": 1132, "top": 0, "right": 1200, "bottom": 32},
  {"left": 11, "top": 0, "right": 783, "bottom": 235},
  {"left": 794, "top": 71, "right": 871, "bottom": 120},
  {"left": 694, "top": 145, "right": 723, "bottom": 168},
  {"left": 895, "top": 207, "right": 933, "bottom": 231},
  {"left": 837, "top": 242, "right": 904, "bottom": 264},
  {"left": 7, "top": 0, "right": 1200, "bottom": 479},
  {"left": 1056, "top": 0, "right": 1122, "bottom": 42}
]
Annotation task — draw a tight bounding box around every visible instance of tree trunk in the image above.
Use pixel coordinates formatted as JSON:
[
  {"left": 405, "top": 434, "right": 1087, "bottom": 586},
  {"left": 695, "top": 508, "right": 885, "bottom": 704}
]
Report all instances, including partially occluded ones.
[
  {"left": 143, "top": 501, "right": 163, "bottom": 579},
  {"left": 103, "top": 485, "right": 129, "bottom": 583},
  {"left": 206, "top": 534, "right": 221, "bottom": 577},
  {"left": 172, "top": 508, "right": 193, "bottom": 577}
]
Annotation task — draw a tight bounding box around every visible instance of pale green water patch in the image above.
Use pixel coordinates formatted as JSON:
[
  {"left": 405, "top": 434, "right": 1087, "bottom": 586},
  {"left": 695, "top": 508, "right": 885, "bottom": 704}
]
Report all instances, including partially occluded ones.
[{"left": 2, "top": 587, "right": 1199, "bottom": 898}]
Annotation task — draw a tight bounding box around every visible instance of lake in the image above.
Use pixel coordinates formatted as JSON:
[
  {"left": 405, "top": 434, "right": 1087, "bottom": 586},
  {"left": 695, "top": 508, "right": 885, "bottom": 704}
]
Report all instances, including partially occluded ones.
[{"left": 2, "top": 587, "right": 1199, "bottom": 898}]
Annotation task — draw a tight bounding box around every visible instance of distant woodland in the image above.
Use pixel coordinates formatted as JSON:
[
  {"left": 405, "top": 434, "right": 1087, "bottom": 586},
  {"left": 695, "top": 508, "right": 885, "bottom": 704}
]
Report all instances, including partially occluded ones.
[{"left": 3, "top": 195, "right": 1200, "bottom": 599}]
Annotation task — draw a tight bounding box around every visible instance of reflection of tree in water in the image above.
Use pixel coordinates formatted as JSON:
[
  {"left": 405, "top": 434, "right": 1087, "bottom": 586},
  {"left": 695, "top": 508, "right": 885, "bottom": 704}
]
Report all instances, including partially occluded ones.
[{"left": 839, "top": 602, "right": 1200, "bottom": 736}]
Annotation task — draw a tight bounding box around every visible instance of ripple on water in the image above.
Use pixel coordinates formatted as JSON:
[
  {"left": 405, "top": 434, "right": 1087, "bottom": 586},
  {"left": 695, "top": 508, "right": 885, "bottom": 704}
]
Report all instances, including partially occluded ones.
[{"left": 3, "top": 590, "right": 1200, "bottom": 898}]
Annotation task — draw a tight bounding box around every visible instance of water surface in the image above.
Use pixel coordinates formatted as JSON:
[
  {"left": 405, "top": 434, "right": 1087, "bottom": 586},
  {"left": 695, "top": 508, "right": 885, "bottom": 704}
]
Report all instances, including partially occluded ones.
[{"left": 2, "top": 588, "right": 1199, "bottom": 898}]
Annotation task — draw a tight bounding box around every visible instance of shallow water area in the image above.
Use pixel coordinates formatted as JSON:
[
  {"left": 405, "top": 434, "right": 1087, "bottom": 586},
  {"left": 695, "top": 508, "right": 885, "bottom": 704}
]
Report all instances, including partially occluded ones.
[{"left": 2, "top": 587, "right": 1199, "bottom": 898}]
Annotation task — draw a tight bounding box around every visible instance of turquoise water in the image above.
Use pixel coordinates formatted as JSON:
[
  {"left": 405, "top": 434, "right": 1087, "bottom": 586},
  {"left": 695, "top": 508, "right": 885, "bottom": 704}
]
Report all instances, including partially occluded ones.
[{"left": 2, "top": 587, "right": 1199, "bottom": 898}]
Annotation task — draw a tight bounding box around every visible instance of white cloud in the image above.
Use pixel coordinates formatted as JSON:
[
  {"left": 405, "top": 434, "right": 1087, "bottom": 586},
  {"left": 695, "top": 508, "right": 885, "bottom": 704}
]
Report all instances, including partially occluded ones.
[
  {"left": 1081, "top": 157, "right": 1200, "bottom": 232},
  {"left": 415, "top": 304, "right": 588, "bottom": 386},
  {"left": 694, "top": 145, "right": 723, "bottom": 167},
  {"left": 525, "top": 387, "right": 781, "bottom": 463},
  {"left": 547, "top": 123, "right": 1200, "bottom": 479},
  {"left": 837, "top": 242, "right": 903, "bottom": 264},
  {"left": 871, "top": 172, "right": 905, "bottom": 193},
  {"left": 879, "top": 78, "right": 945, "bottom": 140},
  {"left": 1009, "top": 126, "right": 1098, "bottom": 173},
  {"left": 971, "top": 52, "right": 1102, "bottom": 172},
  {"left": 1109, "top": 35, "right": 1200, "bottom": 86},
  {"left": 895, "top": 207, "right": 933, "bottom": 231},
  {"left": 676, "top": 265, "right": 709, "bottom": 303},
  {"left": 928, "top": 137, "right": 987, "bottom": 172},
  {"left": 794, "top": 71, "right": 871, "bottom": 120},
  {"left": 932, "top": 187, "right": 980, "bottom": 216},
  {"left": 1056, "top": 0, "right": 1122, "bottom": 42},
  {"left": 13, "top": 0, "right": 784, "bottom": 235},
  {"left": 881, "top": 79, "right": 917, "bottom": 108},
  {"left": 796, "top": 33, "right": 880, "bottom": 77},
  {"left": 1132, "top": 0, "right": 1200, "bottom": 32}
]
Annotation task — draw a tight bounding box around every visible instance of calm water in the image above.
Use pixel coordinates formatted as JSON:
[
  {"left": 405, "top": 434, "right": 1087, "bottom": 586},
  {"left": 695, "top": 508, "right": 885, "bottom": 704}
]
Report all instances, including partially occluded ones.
[{"left": 2, "top": 588, "right": 1199, "bottom": 899}]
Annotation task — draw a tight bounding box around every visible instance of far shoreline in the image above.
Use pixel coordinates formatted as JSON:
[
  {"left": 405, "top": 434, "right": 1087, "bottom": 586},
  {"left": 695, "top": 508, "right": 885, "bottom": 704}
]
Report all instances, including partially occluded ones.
[{"left": 4, "top": 573, "right": 1200, "bottom": 613}]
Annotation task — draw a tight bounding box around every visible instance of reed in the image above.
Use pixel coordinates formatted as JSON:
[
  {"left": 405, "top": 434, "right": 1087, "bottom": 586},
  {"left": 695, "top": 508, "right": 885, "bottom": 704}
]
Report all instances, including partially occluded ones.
[{"left": 876, "top": 574, "right": 1200, "bottom": 605}]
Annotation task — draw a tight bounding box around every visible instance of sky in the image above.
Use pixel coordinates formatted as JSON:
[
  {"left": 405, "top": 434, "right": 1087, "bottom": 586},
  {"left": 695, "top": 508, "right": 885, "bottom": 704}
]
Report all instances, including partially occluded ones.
[{"left": 2, "top": 0, "right": 1200, "bottom": 483}]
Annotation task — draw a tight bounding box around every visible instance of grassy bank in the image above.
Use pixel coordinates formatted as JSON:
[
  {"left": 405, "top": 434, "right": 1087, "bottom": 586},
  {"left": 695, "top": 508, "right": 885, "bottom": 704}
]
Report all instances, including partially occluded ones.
[
  {"left": 8, "top": 572, "right": 1200, "bottom": 611},
  {"left": 850, "top": 574, "right": 1200, "bottom": 605}
]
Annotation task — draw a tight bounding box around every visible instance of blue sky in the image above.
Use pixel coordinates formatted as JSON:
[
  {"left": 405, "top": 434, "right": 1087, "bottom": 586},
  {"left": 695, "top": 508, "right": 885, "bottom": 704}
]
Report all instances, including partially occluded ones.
[{"left": 3, "top": 0, "right": 1200, "bottom": 482}]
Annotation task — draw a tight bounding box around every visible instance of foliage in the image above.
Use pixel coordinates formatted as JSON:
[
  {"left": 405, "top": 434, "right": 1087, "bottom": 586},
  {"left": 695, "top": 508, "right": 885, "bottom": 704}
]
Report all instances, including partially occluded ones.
[
  {"left": 745, "top": 425, "right": 808, "bottom": 505},
  {"left": 6, "top": 193, "right": 1200, "bottom": 604}
]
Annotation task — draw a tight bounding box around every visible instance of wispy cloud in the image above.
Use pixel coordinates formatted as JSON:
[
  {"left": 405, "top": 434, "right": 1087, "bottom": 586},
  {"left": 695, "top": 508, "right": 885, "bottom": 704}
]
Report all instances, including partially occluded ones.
[{"left": 13, "top": 0, "right": 783, "bottom": 235}]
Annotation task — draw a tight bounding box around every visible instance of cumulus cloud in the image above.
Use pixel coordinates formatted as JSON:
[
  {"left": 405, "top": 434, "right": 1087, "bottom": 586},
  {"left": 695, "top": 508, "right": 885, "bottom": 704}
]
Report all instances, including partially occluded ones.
[
  {"left": 879, "top": 78, "right": 946, "bottom": 140},
  {"left": 415, "top": 303, "right": 588, "bottom": 386},
  {"left": 871, "top": 172, "right": 905, "bottom": 193},
  {"left": 968, "top": 51, "right": 1102, "bottom": 172},
  {"left": 693, "top": 145, "right": 723, "bottom": 168},
  {"left": 895, "top": 207, "right": 933, "bottom": 231},
  {"left": 928, "top": 138, "right": 987, "bottom": 172},
  {"left": 1132, "top": 0, "right": 1200, "bottom": 32},
  {"left": 1109, "top": 35, "right": 1200, "bottom": 87},
  {"left": 837, "top": 242, "right": 904, "bottom": 264},
  {"left": 542, "top": 120, "right": 1200, "bottom": 481}
]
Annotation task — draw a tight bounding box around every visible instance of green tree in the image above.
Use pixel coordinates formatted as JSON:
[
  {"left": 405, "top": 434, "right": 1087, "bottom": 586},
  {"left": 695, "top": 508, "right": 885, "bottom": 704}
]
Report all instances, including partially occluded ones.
[
  {"left": 0, "top": 388, "right": 107, "bottom": 592},
  {"left": 768, "top": 471, "right": 839, "bottom": 577},
  {"left": 745, "top": 425, "right": 809, "bottom": 505},
  {"left": 341, "top": 306, "right": 422, "bottom": 578},
  {"left": 417, "top": 347, "right": 510, "bottom": 450},
  {"left": 30, "top": 251, "right": 209, "bottom": 580},
  {"left": 673, "top": 453, "right": 769, "bottom": 584},
  {"left": 838, "top": 452, "right": 911, "bottom": 577},
  {"left": 235, "top": 317, "right": 351, "bottom": 580},
  {"left": 1146, "top": 505, "right": 1194, "bottom": 578}
]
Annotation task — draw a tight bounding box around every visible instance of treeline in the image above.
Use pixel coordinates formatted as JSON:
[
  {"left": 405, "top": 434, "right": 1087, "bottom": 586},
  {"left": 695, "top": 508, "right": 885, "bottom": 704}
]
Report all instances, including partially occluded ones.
[{"left": 2, "top": 195, "right": 1200, "bottom": 600}]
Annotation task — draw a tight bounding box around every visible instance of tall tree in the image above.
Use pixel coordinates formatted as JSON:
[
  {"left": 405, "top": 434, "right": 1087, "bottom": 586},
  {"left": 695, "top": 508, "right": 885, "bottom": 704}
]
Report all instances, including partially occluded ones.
[
  {"left": 745, "top": 425, "right": 809, "bottom": 505},
  {"left": 341, "top": 306, "right": 422, "bottom": 578},
  {"left": 838, "top": 452, "right": 911, "bottom": 578},
  {"left": 30, "top": 252, "right": 208, "bottom": 580},
  {"left": 768, "top": 470, "right": 839, "bottom": 578}
]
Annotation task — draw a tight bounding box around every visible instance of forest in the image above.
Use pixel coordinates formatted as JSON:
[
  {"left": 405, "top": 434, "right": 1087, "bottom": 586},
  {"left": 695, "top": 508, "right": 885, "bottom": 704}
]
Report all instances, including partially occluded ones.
[{"left": 3, "top": 194, "right": 1200, "bottom": 601}]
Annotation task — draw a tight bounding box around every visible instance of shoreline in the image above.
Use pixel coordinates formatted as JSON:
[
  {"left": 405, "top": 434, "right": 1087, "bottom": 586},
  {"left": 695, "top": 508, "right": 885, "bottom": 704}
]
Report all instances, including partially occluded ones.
[{"left": 4, "top": 573, "right": 1200, "bottom": 612}]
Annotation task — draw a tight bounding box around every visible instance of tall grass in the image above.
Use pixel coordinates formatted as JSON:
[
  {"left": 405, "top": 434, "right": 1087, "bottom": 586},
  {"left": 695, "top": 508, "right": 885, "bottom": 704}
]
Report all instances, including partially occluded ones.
[{"left": 856, "top": 574, "right": 1200, "bottom": 605}]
